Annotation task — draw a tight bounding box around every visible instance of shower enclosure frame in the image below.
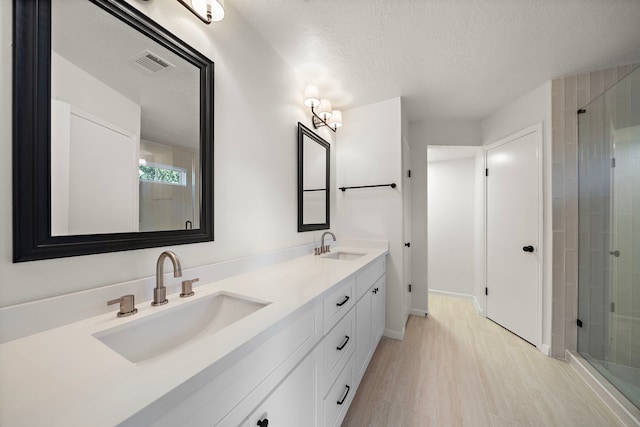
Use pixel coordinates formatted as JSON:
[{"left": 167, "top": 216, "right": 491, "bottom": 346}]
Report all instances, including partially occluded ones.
[{"left": 577, "top": 66, "right": 640, "bottom": 413}]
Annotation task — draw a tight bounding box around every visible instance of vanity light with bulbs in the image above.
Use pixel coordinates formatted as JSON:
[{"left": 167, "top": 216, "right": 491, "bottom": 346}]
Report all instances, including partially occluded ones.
[
  {"left": 304, "top": 85, "right": 343, "bottom": 132},
  {"left": 177, "top": 0, "right": 225, "bottom": 24}
]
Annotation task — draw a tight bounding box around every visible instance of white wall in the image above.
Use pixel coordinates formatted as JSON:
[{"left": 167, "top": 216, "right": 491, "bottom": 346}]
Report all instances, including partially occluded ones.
[
  {"left": 337, "top": 97, "right": 405, "bottom": 338},
  {"left": 408, "top": 119, "right": 482, "bottom": 313},
  {"left": 0, "top": 1, "right": 336, "bottom": 307},
  {"left": 427, "top": 155, "right": 477, "bottom": 295},
  {"left": 51, "top": 52, "right": 141, "bottom": 136},
  {"left": 480, "top": 81, "right": 552, "bottom": 352}
]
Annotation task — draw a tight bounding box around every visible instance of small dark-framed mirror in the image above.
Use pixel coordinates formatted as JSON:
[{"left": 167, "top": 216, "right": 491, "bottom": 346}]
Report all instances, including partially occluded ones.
[
  {"left": 13, "top": 0, "right": 214, "bottom": 262},
  {"left": 297, "top": 123, "right": 330, "bottom": 232}
]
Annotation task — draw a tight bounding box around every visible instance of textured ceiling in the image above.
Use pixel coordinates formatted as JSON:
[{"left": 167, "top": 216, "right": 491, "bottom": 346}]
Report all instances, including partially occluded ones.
[{"left": 230, "top": 0, "right": 640, "bottom": 123}]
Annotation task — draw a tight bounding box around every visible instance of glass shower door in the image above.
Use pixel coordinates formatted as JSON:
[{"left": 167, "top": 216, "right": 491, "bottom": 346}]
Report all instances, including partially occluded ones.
[{"left": 577, "top": 66, "right": 640, "bottom": 409}]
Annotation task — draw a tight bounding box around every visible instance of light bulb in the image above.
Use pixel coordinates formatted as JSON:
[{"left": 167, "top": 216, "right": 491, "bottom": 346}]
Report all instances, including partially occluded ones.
[
  {"left": 328, "top": 110, "right": 343, "bottom": 129},
  {"left": 304, "top": 85, "right": 320, "bottom": 108},
  {"left": 209, "top": 0, "right": 225, "bottom": 22},
  {"left": 318, "top": 99, "right": 332, "bottom": 120},
  {"left": 190, "top": 0, "right": 224, "bottom": 22}
]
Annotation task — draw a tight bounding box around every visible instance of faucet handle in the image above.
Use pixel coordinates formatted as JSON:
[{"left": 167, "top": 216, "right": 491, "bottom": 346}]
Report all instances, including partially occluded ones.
[
  {"left": 107, "top": 294, "right": 138, "bottom": 317},
  {"left": 180, "top": 278, "right": 199, "bottom": 298}
]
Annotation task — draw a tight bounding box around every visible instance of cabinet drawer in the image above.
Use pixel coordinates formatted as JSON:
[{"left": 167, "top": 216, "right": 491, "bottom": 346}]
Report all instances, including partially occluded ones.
[
  {"left": 323, "top": 278, "right": 355, "bottom": 334},
  {"left": 356, "top": 258, "right": 385, "bottom": 300},
  {"left": 324, "top": 354, "right": 354, "bottom": 427},
  {"left": 323, "top": 308, "right": 355, "bottom": 395}
]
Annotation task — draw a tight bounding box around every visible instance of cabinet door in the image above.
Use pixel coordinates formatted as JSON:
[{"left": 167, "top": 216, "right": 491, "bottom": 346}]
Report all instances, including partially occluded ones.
[
  {"left": 355, "top": 290, "right": 372, "bottom": 382},
  {"left": 372, "top": 276, "right": 386, "bottom": 346},
  {"left": 247, "top": 344, "right": 322, "bottom": 427}
]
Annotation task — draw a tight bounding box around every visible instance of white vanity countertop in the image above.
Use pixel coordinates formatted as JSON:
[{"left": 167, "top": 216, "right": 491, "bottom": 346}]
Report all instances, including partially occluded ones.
[{"left": 0, "top": 244, "right": 387, "bottom": 427}]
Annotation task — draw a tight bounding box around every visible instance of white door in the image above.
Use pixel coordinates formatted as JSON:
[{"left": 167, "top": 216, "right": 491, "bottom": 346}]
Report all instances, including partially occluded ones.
[
  {"left": 402, "top": 138, "right": 413, "bottom": 323},
  {"left": 50, "top": 102, "right": 139, "bottom": 236},
  {"left": 485, "top": 125, "right": 541, "bottom": 346}
]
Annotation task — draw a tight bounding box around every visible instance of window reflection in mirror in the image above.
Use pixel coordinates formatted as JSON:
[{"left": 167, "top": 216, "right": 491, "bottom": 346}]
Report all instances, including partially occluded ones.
[
  {"left": 139, "top": 140, "right": 199, "bottom": 232},
  {"left": 50, "top": 0, "right": 200, "bottom": 235},
  {"left": 298, "top": 123, "right": 330, "bottom": 232}
]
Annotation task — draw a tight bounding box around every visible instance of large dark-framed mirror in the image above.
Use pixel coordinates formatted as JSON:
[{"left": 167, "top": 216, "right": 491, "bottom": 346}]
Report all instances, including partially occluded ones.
[
  {"left": 297, "top": 123, "right": 330, "bottom": 232},
  {"left": 13, "top": 0, "right": 214, "bottom": 262}
]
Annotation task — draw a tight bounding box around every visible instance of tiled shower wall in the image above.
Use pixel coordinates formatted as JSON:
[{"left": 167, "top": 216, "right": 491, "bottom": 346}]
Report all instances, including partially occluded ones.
[{"left": 551, "top": 62, "right": 639, "bottom": 359}]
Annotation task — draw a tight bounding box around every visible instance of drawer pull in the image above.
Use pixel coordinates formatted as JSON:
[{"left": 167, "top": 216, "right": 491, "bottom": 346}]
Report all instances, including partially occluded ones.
[
  {"left": 336, "top": 295, "right": 350, "bottom": 307},
  {"left": 337, "top": 385, "right": 351, "bottom": 405},
  {"left": 257, "top": 416, "right": 269, "bottom": 427},
  {"left": 337, "top": 335, "right": 350, "bottom": 350}
]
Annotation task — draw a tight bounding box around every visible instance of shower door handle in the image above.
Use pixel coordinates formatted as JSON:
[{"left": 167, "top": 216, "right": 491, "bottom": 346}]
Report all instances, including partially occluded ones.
[{"left": 522, "top": 245, "right": 534, "bottom": 253}]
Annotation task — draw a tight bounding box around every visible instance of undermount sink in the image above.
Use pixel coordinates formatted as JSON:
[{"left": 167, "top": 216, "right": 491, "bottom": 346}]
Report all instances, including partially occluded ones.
[
  {"left": 322, "top": 251, "right": 365, "bottom": 261},
  {"left": 94, "top": 292, "right": 270, "bottom": 363}
]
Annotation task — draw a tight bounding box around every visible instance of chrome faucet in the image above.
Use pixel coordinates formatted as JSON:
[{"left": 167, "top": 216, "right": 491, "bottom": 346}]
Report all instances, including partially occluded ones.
[
  {"left": 320, "top": 231, "right": 336, "bottom": 254},
  {"left": 153, "top": 250, "right": 182, "bottom": 306}
]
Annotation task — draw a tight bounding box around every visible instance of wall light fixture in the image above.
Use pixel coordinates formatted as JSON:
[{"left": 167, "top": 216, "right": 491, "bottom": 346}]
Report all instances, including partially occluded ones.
[
  {"left": 177, "top": 0, "right": 225, "bottom": 24},
  {"left": 304, "top": 85, "right": 343, "bottom": 132}
]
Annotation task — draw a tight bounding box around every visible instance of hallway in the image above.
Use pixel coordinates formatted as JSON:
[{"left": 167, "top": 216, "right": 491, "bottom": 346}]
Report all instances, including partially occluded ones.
[{"left": 342, "top": 294, "right": 621, "bottom": 426}]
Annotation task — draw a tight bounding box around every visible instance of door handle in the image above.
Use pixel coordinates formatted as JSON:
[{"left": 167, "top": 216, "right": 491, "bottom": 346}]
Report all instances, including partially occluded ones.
[
  {"left": 405, "top": 242, "right": 411, "bottom": 247},
  {"left": 337, "top": 335, "right": 350, "bottom": 351},
  {"left": 522, "top": 245, "right": 534, "bottom": 253},
  {"left": 336, "top": 295, "right": 350, "bottom": 307}
]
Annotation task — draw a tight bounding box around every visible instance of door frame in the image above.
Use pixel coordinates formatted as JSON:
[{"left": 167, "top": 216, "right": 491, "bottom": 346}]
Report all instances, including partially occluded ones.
[
  {"left": 483, "top": 122, "right": 544, "bottom": 349},
  {"left": 402, "top": 136, "right": 413, "bottom": 324}
]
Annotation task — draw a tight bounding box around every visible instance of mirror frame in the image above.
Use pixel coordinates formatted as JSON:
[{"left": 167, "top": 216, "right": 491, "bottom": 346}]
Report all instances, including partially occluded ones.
[
  {"left": 12, "top": 0, "right": 214, "bottom": 262},
  {"left": 297, "top": 122, "right": 330, "bottom": 232}
]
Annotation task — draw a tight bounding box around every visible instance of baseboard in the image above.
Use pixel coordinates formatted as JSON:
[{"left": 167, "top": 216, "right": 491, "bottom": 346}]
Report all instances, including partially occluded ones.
[
  {"left": 473, "top": 296, "right": 485, "bottom": 316},
  {"left": 429, "top": 288, "right": 475, "bottom": 298},
  {"left": 538, "top": 344, "right": 551, "bottom": 356},
  {"left": 566, "top": 350, "right": 640, "bottom": 426},
  {"left": 429, "top": 289, "right": 486, "bottom": 316},
  {"left": 410, "top": 308, "right": 428, "bottom": 317},
  {"left": 383, "top": 328, "right": 405, "bottom": 340}
]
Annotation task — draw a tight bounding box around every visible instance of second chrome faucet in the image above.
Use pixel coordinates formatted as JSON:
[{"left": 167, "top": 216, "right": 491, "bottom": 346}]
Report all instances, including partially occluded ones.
[
  {"left": 317, "top": 231, "right": 336, "bottom": 255},
  {"left": 153, "top": 250, "right": 182, "bottom": 306}
]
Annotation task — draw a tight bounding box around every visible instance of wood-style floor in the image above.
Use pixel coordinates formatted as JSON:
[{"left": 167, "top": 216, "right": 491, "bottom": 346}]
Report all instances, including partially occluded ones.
[{"left": 342, "top": 294, "right": 622, "bottom": 427}]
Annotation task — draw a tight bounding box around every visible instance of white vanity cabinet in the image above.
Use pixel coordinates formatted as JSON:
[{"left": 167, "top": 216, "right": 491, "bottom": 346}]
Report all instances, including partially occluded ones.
[
  {"left": 0, "top": 245, "right": 391, "bottom": 426},
  {"left": 354, "top": 259, "right": 386, "bottom": 385},
  {"left": 320, "top": 258, "right": 385, "bottom": 427},
  {"left": 132, "top": 255, "right": 386, "bottom": 427},
  {"left": 321, "top": 282, "right": 357, "bottom": 427}
]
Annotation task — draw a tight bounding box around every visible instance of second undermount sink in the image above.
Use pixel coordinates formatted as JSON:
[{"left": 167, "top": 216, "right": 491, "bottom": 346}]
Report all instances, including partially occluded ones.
[
  {"left": 94, "top": 292, "right": 270, "bottom": 363},
  {"left": 322, "top": 251, "right": 365, "bottom": 261}
]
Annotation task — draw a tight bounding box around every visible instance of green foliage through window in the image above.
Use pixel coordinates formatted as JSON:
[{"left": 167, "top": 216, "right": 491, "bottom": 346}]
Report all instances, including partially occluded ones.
[{"left": 139, "top": 164, "right": 186, "bottom": 186}]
